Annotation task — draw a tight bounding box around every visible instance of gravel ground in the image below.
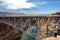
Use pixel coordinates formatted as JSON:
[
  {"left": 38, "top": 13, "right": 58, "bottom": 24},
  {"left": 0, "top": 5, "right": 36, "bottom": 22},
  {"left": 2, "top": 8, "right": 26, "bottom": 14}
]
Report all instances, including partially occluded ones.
[{"left": 42, "top": 36, "right": 60, "bottom": 40}]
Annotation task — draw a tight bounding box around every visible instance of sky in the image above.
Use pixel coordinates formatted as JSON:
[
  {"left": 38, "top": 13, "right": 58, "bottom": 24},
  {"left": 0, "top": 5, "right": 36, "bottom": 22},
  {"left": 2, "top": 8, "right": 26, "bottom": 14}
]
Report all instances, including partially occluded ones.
[{"left": 0, "top": 0, "right": 60, "bottom": 14}]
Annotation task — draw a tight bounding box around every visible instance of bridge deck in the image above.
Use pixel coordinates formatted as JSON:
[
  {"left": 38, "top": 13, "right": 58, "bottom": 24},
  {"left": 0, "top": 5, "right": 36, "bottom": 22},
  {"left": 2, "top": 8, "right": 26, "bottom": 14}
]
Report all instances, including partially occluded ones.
[{"left": 0, "top": 14, "right": 60, "bottom": 17}]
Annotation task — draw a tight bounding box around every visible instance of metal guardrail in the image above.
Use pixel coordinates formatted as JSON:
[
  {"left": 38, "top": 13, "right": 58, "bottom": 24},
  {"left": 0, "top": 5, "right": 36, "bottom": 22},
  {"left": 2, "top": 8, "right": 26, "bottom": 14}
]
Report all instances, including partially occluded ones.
[{"left": 0, "top": 14, "right": 60, "bottom": 17}]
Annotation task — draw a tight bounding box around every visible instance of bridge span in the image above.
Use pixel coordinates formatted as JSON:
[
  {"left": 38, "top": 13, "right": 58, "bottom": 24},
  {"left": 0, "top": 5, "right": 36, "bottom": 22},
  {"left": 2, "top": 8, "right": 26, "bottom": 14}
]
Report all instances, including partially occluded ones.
[{"left": 0, "top": 14, "right": 60, "bottom": 39}]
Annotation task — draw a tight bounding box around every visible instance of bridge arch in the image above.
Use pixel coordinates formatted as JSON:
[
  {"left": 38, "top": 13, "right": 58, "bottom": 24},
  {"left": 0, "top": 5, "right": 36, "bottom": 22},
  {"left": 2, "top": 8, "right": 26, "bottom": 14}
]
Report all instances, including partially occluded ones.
[
  {"left": 0, "top": 22, "right": 23, "bottom": 40},
  {"left": 0, "top": 17, "right": 60, "bottom": 40}
]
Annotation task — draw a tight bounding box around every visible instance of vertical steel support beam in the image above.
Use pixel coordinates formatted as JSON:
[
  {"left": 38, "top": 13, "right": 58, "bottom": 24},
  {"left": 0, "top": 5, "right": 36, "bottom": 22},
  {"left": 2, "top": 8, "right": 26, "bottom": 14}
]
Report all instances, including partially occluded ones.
[
  {"left": 9, "top": 17, "right": 11, "bottom": 25},
  {"left": 13, "top": 17, "right": 16, "bottom": 26},
  {"left": 37, "top": 18, "right": 40, "bottom": 36},
  {"left": 46, "top": 17, "right": 50, "bottom": 36},
  {"left": 28, "top": 18, "right": 31, "bottom": 28},
  {"left": 21, "top": 18, "right": 22, "bottom": 26}
]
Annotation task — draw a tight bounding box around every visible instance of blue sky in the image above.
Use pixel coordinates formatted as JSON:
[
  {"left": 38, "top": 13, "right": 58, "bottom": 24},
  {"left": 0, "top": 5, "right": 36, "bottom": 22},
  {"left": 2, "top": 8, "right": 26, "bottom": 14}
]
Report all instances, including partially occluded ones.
[{"left": 0, "top": 0, "right": 60, "bottom": 14}]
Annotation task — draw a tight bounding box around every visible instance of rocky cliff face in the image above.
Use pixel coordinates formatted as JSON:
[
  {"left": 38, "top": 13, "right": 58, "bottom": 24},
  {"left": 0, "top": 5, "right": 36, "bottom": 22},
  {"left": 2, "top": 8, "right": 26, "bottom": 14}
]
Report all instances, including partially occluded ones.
[{"left": 36, "top": 12, "right": 60, "bottom": 40}]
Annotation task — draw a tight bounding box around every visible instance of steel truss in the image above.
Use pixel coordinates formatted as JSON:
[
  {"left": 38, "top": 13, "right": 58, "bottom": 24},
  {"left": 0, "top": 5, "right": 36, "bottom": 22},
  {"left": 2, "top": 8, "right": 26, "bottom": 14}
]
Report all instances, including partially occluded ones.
[{"left": 0, "top": 17, "right": 60, "bottom": 38}]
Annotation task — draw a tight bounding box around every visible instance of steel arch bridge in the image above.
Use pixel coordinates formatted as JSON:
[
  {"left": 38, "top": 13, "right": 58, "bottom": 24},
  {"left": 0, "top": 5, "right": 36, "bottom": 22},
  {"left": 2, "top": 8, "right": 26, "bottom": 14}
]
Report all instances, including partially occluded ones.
[{"left": 0, "top": 14, "right": 60, "bottom": 38}]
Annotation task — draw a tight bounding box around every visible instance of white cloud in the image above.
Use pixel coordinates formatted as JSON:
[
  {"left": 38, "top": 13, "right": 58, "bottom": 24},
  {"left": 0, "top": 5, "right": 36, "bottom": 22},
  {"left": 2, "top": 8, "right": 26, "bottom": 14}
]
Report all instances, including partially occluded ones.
[
  {"left": 0, "top": 0, "right": 37, "bottom": 10},
  {"left": 33, "top": 1, "right": 47, "bottom": 6}
]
